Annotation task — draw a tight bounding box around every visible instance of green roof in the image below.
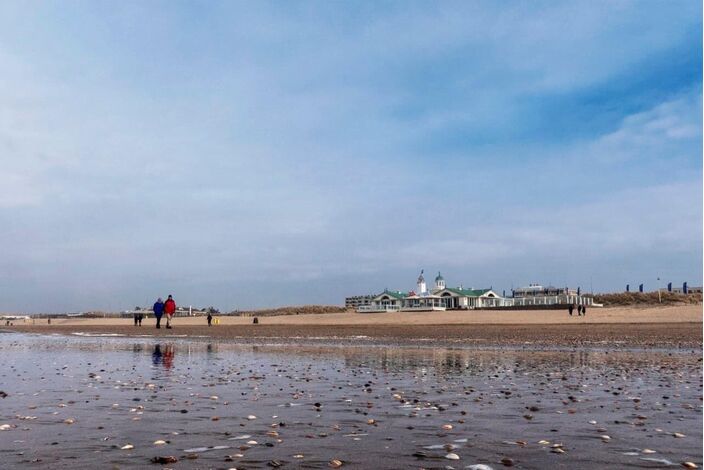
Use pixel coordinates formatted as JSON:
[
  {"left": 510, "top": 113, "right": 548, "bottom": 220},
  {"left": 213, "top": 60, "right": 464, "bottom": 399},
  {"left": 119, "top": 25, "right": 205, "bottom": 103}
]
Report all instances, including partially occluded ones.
[
  {"left": 444, "top": 287, "right": 492, "bottom": 297},
  {"left": 377, "top": 290, "right": 407, "bottom": 300}
]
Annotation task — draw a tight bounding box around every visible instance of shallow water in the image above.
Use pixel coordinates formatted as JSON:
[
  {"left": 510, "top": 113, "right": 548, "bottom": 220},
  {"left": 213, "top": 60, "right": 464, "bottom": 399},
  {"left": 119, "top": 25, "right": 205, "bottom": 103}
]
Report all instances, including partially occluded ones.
[{"left": 0, "top": 333, "right": 701, "bottom": 469}]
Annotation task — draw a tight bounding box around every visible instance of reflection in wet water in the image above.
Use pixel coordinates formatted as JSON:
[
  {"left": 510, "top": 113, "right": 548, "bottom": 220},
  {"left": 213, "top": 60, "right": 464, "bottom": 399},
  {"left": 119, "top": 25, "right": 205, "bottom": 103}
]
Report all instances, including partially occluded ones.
[
  {"left": 0, "top": 333, "right": 700, "bottom": 470},
  {"left": 151, "top": 344, "right": 175, "bottom": 369}
]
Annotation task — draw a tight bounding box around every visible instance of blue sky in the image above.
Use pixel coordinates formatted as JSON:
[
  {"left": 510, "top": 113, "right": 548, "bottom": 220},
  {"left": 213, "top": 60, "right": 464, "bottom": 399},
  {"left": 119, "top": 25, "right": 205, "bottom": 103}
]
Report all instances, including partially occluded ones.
[{"left": 0, "top": 1, "right": 701, "bottom": 312}]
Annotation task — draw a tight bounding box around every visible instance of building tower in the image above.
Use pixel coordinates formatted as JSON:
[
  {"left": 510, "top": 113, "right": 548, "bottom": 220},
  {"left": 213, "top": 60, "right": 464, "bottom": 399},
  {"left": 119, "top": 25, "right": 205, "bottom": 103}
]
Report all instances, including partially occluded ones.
[
  {"left": 417, "top": 269, "right": 427, "bottom": 294},
  {"left": 435, "top": 272, "right": 445, "bottom": 291}
]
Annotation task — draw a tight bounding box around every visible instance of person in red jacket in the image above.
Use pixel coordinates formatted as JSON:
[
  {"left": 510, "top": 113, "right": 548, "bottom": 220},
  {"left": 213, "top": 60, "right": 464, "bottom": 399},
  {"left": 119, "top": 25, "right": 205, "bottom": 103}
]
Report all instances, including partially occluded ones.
[{"left": 164, "top": 295, "right": 176, "bottom": 329}]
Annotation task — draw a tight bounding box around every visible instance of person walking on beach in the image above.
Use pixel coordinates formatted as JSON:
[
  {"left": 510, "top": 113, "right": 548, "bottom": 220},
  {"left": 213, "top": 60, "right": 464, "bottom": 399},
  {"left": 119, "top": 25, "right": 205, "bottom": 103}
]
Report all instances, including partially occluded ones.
[
  {"left": 207, "top": 312, "right": 213, "bottom": 327},
  {"left": 153, "top": 297, "right": 165, "bottom": 329},
  {"left": 568, "top": 304, "right": 574, "bottom": 316},
  {"left": 164, "top": 295, "right": 176, "bottom": 329},
  {"left": 581, "top": 305, "right": 587, "bottom": 316}
]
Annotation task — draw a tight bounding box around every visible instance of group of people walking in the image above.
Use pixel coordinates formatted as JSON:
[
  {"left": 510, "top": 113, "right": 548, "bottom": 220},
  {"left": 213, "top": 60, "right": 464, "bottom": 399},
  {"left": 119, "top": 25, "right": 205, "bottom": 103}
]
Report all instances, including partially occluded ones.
[
  {"left": 132, "top": 295, "right": 217, "bottom": 329},
  {"left": 152, "top": 295, "right": 177, "bottom": 329},
  {"left": 568, "top": 303, "right": 586, "bottom": 316}
]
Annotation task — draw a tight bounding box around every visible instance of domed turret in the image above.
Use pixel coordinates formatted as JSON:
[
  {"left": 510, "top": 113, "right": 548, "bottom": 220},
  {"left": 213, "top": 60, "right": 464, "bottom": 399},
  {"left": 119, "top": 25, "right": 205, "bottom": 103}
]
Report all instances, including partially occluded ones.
[{"left": 435, "top": 271, "right": 445, "bottom": 290}]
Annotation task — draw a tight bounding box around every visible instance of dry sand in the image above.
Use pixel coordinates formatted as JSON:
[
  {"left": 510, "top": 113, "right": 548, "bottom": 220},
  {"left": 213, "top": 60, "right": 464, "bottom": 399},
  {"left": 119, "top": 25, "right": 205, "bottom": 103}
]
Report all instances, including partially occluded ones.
[
  {"left": 7, "top": 305, "right": 702, "bottom": 349},
  {"left": 14, "top": 304, "right": 704, "bottom": 326}
]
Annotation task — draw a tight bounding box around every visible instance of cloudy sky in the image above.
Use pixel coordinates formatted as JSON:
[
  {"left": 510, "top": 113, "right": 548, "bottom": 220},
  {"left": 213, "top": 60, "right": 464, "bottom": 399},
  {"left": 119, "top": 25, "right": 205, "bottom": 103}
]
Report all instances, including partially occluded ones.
[{"left": 1, "top": 1, "right": 701, "bottom": 313}]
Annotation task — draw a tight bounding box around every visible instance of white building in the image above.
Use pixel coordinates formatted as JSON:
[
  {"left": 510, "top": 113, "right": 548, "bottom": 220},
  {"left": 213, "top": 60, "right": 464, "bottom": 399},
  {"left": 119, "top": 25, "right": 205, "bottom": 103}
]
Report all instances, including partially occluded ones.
[
  {"left": 359, "top": 270, "right": 505, "bottom": 312},
  {"left": 507, "top": 284, "right": 593, "bottom": 307}
]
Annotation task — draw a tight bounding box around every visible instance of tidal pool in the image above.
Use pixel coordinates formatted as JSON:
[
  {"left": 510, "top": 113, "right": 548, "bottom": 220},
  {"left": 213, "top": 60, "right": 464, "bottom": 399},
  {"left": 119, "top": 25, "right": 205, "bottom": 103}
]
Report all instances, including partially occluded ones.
[{"left": 0, "top": 333, "right": 701, "bottom": 469}]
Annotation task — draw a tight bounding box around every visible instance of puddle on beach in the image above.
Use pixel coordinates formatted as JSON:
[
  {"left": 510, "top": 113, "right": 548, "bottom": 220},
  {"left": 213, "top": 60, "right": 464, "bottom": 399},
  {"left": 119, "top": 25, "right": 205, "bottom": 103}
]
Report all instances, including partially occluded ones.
[{"left": 0, "top": 333, "right": 701, "bottom": 469}]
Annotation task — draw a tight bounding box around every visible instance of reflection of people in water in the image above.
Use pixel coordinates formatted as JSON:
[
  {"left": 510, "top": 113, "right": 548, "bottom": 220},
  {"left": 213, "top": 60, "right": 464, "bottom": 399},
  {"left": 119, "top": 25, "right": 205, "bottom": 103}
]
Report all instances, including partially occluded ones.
[
  {"left": 152, "top": 344, "right": 163, "bottom": 366},
  {"left": 163, "top": 344, "right": 174, "bottom": 369},
  {"left": 152, "top": 344, "right": 175, "bottom": 368}
]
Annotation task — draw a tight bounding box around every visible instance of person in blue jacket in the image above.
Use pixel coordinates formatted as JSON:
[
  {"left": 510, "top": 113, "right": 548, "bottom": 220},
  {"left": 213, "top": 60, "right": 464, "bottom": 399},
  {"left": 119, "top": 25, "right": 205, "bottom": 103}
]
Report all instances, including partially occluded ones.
[{"left": 153, "top": 297, "right": 165, "bottom": 329}]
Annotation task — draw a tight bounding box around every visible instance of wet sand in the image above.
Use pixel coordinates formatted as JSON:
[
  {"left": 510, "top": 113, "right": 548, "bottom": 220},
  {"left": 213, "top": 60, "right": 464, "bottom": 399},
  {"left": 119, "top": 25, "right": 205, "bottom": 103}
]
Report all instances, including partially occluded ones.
[
  {"left": 0, "top": 334, "right": 701, "bottom": 469},
  {"left": 6, "top": 322, "right": 702, "bottom": 349},
  {"left": 7, "top": 304, "right": 703, "bottom": 349}
]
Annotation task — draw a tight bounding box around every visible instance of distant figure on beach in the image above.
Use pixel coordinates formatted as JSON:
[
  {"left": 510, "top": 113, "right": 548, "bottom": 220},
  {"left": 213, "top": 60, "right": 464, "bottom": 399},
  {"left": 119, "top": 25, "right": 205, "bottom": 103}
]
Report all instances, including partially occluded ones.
[
  {"left": 568, "top": 304, "right": 574, "bottom": 316},
  {"left": 153, "top": 298, "right": 165, "bottom": 329},
  {"left": 207, "top": 312, "right": 213, "bottom": 326},
  {"left": 581, "top": 305, "right": 586, "bottom": 316},
  {"left": 164, "top": 295, "right": 176, "bottom": 329},
  {"left": 47, "top": 317, "right": 51, "bottom": 325},
  {"left": 253, "top": 316, "right": 259, "bottom": 324}
]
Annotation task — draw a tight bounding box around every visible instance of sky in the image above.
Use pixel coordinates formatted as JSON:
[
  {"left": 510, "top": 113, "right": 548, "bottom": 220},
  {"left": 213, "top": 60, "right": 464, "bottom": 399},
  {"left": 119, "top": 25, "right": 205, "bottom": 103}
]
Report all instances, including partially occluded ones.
[{"left": 0, "top": 1, "right": 701, "bottom": 313}]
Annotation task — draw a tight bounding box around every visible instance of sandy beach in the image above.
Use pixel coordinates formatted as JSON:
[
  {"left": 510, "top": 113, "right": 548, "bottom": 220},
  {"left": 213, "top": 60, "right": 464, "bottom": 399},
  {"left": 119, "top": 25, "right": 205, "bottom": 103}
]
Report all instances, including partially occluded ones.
[
  {"left": 2, "top": 306, "right": 701, "bottom": 468},
  {"left": 7, "top": 305, "right": 702, "bottom": 349}
]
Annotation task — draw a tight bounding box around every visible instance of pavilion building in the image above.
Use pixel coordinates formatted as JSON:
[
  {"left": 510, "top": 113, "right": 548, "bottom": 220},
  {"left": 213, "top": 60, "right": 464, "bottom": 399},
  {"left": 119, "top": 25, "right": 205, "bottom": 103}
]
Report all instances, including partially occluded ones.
[{"left": 360, "top": 270, "right": 504, "bottom": 312}]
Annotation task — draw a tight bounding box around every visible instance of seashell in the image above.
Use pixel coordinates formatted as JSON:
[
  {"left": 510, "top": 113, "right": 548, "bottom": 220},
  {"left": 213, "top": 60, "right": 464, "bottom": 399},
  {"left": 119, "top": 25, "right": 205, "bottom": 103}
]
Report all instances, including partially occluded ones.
[
  {"left": 121, "top": 444, "right": 134, "bottom": 450},
  {"left": 329, "top": 459, "right": 343, "bottom": 468},
  {"left": 641, "top": 449, "right": 656, "bottom": 454},
  {"left": 63, "top": 418, "right": 75, "bottom": 424},
  {"left": 442, "top": 424, "right": 453, "bottom": 430},
  {"left": 681, "top": 462, "right": 698, "bottom": 469},
  {"left": 445, "top": 452, "right": 460, "bottom": 460},
  {"left": 153, "top": 440, "right": 167, "bottom": 445},
  {"left": 673, "top": 432, "right": 686, "bottom": 438},
  {"left": 247, "top": 415, "right": 257, "bottom": 420}
]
